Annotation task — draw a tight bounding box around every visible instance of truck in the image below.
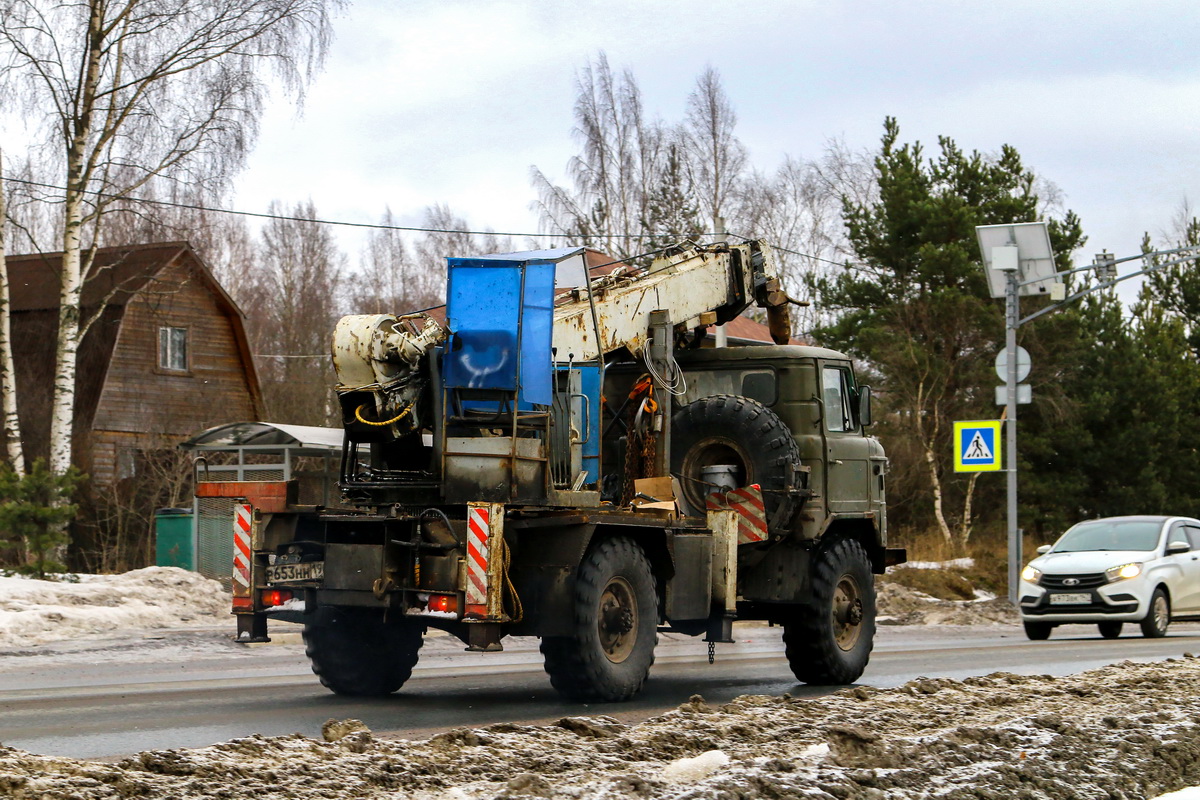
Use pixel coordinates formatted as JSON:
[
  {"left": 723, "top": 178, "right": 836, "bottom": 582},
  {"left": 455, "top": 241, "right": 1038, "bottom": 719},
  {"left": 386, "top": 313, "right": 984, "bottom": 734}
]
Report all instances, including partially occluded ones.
[{"left": 197, "top": 240, "right": 904, "bottom": 702}]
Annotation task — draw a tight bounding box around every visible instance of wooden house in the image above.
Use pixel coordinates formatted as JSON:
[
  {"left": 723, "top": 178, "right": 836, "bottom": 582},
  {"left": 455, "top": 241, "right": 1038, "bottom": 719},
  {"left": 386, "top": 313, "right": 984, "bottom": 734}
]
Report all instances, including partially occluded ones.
[{"left": 4, "top": 242, "right": 262, "bottom": 486}]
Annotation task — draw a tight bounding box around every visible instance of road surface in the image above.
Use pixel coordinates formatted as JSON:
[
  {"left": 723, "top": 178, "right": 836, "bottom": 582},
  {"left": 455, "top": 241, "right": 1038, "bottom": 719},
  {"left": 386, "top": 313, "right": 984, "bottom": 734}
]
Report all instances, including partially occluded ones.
[{"left": 3, "top": 621, "right": 1199, "bottom": 759}]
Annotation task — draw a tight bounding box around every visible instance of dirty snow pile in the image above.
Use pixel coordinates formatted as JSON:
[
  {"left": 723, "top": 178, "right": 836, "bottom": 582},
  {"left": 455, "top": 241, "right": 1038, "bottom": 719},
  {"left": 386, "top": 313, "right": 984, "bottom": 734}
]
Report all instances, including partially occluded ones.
[
  {"left": 875, "top": 579, "right": 1019, "bottom": 626},
  {"left": 0, "top": 567, "right": 230, "bottom": 647},
  {"left": 5, "top": 658, "right": 1200, "bottom": 799}
]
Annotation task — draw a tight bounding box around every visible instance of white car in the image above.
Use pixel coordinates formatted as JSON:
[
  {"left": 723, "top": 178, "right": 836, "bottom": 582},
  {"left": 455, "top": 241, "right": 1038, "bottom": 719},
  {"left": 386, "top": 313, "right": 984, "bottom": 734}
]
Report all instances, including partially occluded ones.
[{"left": 1019, "top": 515, "right": 1200, "bottom": 640}]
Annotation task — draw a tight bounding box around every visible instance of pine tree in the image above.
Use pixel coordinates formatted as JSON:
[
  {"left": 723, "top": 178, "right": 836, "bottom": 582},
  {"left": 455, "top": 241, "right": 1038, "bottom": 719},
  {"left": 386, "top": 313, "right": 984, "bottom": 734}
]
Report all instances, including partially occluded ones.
[
  {"left": 0, "top": 459, "right": 83, "bottom": 578},
  {"left": 808, "top": 118, "right": 1085, "bottom": 545},
  {"left": 640, "top": 143, "right": 703, "bottom": 255}
]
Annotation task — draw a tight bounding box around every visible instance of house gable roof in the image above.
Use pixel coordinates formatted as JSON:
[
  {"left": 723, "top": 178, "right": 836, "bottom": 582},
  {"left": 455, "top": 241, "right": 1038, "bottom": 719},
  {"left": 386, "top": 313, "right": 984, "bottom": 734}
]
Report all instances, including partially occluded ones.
[{"left": 6, "top": 241, "right": 263, "bottom": 422}]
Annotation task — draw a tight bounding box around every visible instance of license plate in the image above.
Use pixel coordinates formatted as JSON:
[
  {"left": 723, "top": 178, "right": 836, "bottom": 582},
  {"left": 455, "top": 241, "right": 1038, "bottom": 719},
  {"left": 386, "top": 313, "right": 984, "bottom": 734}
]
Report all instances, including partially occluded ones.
[
  {"left": 266, "top": 561, "right": 324, "bottom": 584},
  {"left": 1049, "top": 592, "right": 1090, "bottom": 605}
]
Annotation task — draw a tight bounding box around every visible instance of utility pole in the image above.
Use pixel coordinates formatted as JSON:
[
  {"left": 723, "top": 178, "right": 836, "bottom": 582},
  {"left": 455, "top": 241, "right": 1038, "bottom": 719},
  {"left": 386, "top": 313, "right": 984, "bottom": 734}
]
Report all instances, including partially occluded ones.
[{"left": 1004, "top": 268, "right": 1020, "bottom": 604}]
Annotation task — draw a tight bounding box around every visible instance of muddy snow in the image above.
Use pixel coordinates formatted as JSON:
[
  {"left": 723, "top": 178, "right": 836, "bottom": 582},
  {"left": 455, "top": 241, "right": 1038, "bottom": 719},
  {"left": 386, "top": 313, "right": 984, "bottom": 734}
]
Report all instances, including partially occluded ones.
[
  {"left": 4, "top": 658, "right": 1200, "bottom": 798},
  {"left": 6, "top": 566, "right": 1196, "bottom": 799},
  {"left": 875, "top": 580, "right": 1019, "bottom": 626}
]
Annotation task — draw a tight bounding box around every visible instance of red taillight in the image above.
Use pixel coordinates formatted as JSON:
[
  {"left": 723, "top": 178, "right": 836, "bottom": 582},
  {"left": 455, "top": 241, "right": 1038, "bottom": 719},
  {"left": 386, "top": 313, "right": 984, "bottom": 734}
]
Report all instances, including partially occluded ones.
[
  {"left": 429, "top": 594, "right": 457, "bottom": 614},
  {"left": 261, "top": 589, "right": 293, "bottom": 608}
]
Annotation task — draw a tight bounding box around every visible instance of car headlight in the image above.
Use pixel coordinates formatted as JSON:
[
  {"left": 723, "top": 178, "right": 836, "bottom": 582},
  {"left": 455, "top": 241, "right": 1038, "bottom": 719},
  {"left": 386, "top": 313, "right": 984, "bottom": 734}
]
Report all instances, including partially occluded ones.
[
  {"left": 1105, "top": 562, "right": 1143, "bottom": 582},
  {"left": 1021, "top": 565, "right": 1042, "bottom": 583}
]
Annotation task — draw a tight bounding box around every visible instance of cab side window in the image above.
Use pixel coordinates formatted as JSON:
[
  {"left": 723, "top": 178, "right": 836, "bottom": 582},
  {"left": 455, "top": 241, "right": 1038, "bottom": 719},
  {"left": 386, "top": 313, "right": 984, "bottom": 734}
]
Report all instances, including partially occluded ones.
[
  {"left": 822, "top": 366, "right": 856, "bottom": 433},
  {"left": 1168, "top": 523, "right": 1191, "bottom": 552},
  {"left": 1185, "top": 525, "right": 1200, "bottom": 550}
]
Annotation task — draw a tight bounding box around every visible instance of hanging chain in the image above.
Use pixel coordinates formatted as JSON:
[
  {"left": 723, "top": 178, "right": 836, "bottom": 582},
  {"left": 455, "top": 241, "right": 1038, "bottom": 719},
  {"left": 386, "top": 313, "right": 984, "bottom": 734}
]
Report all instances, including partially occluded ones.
[{"left": 708, "top": 641, "right": 716, "bottom": 664}]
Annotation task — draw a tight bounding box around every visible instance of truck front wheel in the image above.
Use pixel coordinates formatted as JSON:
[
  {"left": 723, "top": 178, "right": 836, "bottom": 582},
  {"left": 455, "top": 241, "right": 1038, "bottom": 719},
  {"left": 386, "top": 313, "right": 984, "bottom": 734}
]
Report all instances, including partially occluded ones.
[
  {"left": 782, "top": 537, "right": 875, "bottom": 685},
  {"left": 540, "top": 536, "right": 657, "bottom": 702},
  {"left": 303, "top": 608, "right": 424, "bottom": 696}
]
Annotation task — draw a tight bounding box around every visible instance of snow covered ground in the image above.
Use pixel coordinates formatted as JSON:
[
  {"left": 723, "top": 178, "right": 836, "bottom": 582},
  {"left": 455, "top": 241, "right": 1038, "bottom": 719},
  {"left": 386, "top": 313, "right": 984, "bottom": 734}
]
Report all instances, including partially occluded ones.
[
  {"left": 5, "top": 655, "right": 1200, "bottom": 798},
  {"left": 3, "top": 567, "right": 1199, "bottom": 798},
  {"left": 0, "top": 567, "right": 228, "bottom": 648},
  {"left": 0, "top": 564, "right": 1012, "bottom": 650}
]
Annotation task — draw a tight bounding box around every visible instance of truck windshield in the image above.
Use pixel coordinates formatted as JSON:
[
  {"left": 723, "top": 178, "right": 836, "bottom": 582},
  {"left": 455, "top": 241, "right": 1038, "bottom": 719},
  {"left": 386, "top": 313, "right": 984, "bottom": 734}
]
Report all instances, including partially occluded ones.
[{"left": 1052, "top": 520, "right": 1163, "bottom": 553}]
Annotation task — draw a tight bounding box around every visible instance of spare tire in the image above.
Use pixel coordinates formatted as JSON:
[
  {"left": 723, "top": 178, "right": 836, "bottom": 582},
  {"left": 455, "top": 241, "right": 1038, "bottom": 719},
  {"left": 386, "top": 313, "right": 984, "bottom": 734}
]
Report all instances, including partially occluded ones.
[{"left": 671, "top": 394, "right": 801, "bottom": 524}]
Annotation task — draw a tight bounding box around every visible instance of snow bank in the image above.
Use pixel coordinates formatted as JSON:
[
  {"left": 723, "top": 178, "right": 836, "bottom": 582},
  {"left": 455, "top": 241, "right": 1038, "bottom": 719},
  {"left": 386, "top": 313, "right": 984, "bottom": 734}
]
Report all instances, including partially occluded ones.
[
  {"left": 891, "top": 557, "right": 975, "bottom": 570},
  {"left": 0, "top": 563, "right": 1011, "bottom": 654},
  {"left": 5, "top": 658, "right": 1200, "bottom": 798},
  {"left": 876, "top": 578, "right": 1019, "bottom": 625},
  {"left": 0, "top": 567, "right": 230, "bottom": 647}
]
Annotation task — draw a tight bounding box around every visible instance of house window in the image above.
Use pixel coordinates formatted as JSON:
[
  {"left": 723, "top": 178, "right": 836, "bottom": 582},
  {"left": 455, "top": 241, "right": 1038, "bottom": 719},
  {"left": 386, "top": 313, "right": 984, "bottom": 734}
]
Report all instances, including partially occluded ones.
[{"left": 159, "top": 326, "right": 188, "bottom": 371}]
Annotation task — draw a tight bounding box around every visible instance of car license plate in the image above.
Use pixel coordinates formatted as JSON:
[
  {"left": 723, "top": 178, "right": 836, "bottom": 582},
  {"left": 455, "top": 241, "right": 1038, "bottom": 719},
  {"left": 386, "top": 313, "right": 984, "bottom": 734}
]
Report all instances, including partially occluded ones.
[
  {"left": 1049, "top": 592, "right": 1090, "bottom": 605},
  {"left": 267, "top": 561, "right": 324, "bottom": 584}
]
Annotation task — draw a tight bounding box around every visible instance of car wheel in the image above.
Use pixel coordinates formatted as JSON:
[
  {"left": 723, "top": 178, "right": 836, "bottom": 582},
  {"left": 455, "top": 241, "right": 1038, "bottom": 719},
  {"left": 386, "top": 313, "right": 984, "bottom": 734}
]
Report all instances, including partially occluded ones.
[
  {"left": 1140, "top": 588, "right": 1170, "bottom": 638},
  {"left": 1097, "top": 621, "right": 1123, "bottom": 639},
  {"left": 1023, "top": 621, "right": 1052, "bottom": 640}
]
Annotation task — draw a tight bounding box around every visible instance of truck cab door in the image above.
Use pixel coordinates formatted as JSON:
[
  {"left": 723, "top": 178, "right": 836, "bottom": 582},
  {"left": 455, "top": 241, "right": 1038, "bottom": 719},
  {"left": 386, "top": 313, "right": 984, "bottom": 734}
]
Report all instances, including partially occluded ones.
[{"left": 819, "top": 363, "right": 872, "bottom": 514}]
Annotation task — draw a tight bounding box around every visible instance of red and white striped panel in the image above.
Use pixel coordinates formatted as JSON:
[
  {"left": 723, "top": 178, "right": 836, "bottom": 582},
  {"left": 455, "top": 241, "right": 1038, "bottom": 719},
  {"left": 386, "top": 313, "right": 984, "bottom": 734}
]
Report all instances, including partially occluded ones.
[
  {"left": 465, "top": 503, "right": 490, "bottom": 617},
  {"left": 706, "top": 484, "right": 768, "bottom": 544},
  {"left": 232, "top": 504, "right": 252, "bottom": 593}
]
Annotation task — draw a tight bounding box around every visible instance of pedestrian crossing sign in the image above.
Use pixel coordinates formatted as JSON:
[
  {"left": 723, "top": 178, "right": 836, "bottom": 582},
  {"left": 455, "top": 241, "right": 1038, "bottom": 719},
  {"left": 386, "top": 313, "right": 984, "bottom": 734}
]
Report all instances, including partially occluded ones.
[{"left": 953, "top": 420, "right": 1002, "bottom": 472}]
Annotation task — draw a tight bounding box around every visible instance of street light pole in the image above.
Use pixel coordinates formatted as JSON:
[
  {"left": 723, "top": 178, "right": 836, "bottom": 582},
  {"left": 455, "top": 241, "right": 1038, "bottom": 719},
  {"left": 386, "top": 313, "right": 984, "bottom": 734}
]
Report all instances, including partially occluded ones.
[
  {"left": 1005, "top": 271, "right": 1020, "bottom": 605},
  {"left": 977, "top": 223, "right": 1055, "bottom": 609}
]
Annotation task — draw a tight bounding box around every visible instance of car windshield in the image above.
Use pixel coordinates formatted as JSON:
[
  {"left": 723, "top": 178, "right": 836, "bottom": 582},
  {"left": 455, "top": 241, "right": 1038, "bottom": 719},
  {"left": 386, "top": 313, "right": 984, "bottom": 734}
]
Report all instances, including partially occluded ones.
[{"left": 1052, "top": 520, "right": 1163, "bottom": 553}]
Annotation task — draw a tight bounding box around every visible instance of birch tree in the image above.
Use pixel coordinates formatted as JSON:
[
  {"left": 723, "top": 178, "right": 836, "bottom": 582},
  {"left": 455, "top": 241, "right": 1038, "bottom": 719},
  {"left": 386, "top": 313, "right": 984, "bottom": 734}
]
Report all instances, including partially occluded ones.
[
  {"left": 0, "top": 0, "right": 341, "bottom": 477},
  {"left": 252, "top": 199, "right": 346, "bottom": 426},
  {"left": 412, "top": 203, "right": 509, "bottom": 301},
  {"left": 0, "top": 149, "right": 23, "bottom": 475},
  {"left": 682, "top": 66, "right": 746, "bottom": 231},
  {"left": 531, "top": 53, "right": 665, "bottom": 260}
]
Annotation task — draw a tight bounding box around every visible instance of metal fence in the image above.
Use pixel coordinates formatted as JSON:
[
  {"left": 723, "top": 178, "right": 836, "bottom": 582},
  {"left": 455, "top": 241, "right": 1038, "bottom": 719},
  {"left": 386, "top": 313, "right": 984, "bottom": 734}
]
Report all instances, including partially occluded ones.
[{"left": 193, "top": 465, "right": 286, "bottom": 588}]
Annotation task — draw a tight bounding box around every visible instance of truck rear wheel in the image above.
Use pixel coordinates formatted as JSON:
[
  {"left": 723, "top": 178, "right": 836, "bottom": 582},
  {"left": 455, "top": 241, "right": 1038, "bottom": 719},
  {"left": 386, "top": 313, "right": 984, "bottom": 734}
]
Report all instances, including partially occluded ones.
[
  {"left": 782, "top": 537, "right": 875, "bottom": 685},
  {"left": 303, "top": 608, "right": 424, "bottom": 696},
  {"left": 540, "top": 536, "right": 657, "bottom": 702}
]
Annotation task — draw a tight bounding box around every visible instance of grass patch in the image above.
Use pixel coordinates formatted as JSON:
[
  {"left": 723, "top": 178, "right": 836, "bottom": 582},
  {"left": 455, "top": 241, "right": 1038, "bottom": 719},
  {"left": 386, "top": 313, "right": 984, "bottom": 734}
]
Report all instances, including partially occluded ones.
[
  {"left": 885, "top": 526, "right": 1034, "bottom": 600},
  {"left": 885, "top": 567, "right": 976, "bottom": 601}
]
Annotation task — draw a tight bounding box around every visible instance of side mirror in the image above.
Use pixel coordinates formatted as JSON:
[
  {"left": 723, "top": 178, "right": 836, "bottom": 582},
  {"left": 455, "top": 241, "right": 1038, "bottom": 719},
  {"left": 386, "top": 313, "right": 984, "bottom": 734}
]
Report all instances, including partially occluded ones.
[
  {"left": 1036, "top": 545, "right": 1051, "bottom": 555},
  {"left": 858, "top": 385, "right": 873, "bottom": 427},
  {"left": 1167, "top": 540, "right": 1190, "bottom": 555}
]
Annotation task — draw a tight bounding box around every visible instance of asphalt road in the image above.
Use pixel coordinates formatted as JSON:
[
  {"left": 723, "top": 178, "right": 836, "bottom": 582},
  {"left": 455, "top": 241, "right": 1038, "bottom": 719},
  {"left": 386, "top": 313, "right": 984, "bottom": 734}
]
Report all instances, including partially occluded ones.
[{"left": 4, "top": 620, "right": 1200, "bottom": 760}]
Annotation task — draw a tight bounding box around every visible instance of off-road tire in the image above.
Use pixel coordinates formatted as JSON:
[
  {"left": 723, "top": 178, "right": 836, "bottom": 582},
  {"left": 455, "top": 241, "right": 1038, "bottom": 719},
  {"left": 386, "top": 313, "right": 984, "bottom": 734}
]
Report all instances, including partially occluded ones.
[
  {"left": 1140, "top": 588, "right": 1170, "bottom": 638},
  {"left": 303, "top": 608, "right": 424, "bottom": 696},
  {"left": 782, "top": 537, "right": 875, "bottom": 685},
  {"left": 671, "top": 395, "right": 801, "bottom": 522},
  {"left": 541, "top": 536, "right": 657, "bottom": 702},
  {"left": 1023, "top": 621, "right": 1052, "bottom": 640},
  {"left": 1098, "top": 621, "right": 1123, "bottom": 639}
]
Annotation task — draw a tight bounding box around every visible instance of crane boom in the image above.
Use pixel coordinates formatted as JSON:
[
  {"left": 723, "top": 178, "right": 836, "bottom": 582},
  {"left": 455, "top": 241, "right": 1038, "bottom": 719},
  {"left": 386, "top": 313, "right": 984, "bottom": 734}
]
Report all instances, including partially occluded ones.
[{"left": 551, "top": 241, "right": 789, "bottom": 362}]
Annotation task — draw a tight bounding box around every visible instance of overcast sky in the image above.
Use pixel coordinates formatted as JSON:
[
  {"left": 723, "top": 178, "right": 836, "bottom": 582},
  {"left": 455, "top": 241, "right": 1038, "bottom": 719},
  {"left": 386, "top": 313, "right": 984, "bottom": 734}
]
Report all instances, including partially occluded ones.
[{"left": 235, "top": 0, "right": 1198, "bottom": 275}]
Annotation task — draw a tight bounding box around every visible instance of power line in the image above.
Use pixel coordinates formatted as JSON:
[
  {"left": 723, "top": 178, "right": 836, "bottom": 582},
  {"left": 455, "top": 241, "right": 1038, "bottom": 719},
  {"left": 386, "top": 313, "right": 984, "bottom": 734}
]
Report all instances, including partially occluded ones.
[
  {"left": 727, "top": 233, "right": 864, "bottom": 271},
  {"left": 254, "top": 353, "right": 328, "bottom": 358},
  {"left": 4, "top": 176, "right": 727, "bottom": 242}
]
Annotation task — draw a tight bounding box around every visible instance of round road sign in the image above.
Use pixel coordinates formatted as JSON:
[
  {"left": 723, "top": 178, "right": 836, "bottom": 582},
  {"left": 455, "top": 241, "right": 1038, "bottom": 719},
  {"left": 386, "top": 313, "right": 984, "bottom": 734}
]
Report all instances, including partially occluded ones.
[{"left": 994, "top": 347, "right": 1031, "bottom": 383}]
